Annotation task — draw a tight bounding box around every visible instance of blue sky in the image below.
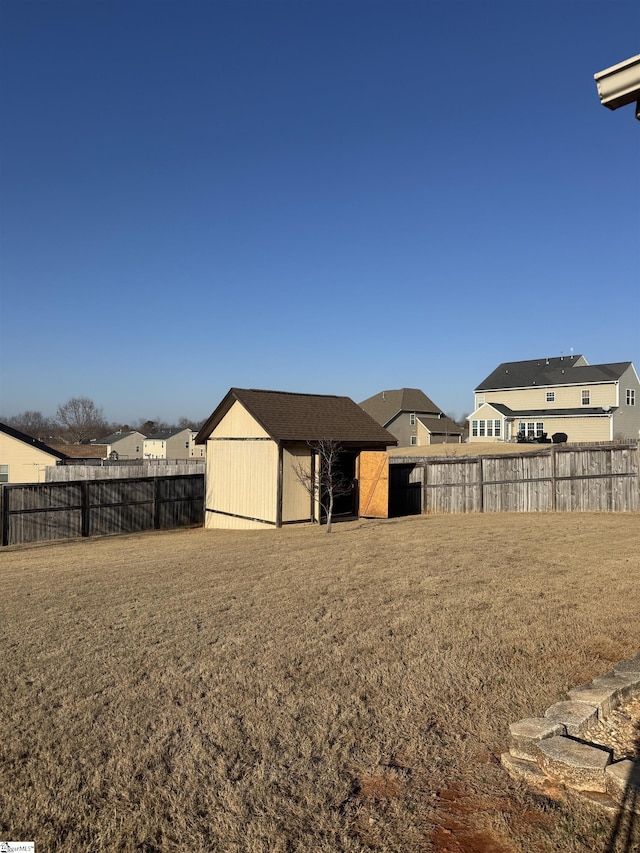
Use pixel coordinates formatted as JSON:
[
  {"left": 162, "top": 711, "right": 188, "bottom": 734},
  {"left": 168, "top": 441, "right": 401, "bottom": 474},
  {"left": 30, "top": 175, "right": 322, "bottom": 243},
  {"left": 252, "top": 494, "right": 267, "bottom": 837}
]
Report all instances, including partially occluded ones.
[{"left": 1, "top": 0, "right": 639, "bottom": 425}]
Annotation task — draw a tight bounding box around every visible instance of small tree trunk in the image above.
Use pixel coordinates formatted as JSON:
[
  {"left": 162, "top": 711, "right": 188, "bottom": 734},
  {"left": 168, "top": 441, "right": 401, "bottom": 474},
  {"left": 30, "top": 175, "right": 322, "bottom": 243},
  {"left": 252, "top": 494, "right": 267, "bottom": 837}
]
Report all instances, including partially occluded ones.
[{"left": 326, "top": 491, "right": 334, "bottom": 533}]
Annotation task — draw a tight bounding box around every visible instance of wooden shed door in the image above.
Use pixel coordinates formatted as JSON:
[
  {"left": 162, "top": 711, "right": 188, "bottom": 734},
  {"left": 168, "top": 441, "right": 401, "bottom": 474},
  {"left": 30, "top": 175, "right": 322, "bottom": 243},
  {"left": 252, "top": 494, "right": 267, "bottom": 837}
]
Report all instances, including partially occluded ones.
[{"left": 358, "top": 451, "right": 389, "bottom": 518}]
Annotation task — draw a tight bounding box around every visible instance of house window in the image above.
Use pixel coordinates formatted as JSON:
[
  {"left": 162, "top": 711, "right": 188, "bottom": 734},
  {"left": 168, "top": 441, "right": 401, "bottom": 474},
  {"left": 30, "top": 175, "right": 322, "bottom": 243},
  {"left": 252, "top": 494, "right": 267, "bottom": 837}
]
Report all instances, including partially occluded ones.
[
  {"left": 410, "top": 436, "right": 417, "bottom": 446},
  {"left": 519, "top": 421, "right": 544, "bottom": 438},
  {"left": 479, "top": 420, "right": 486, "bottom": 437},
  {"left": 410, "top": 413, "right": 416, "bottom": 425},
  {"left": 0, "top": 464, "right": 8, "bottom": 483},
  {"left": 582, "top": 390, "right": 590, "bottom": 405},
  {"left": 477, "top": 395, "right": 485, "bottom": 405},
  {"left": 472, "top": 420, "right": 478, "bottom": 437},
  {"left": 627, "top": 389, "right": 636, "bottom": 406},
  {"left": 494, "top": 420, "right": 501, "bottom": 437},
  {"left": 546, "top": 391, "right": 555, "bottom": 402},
  {"left": 185, "top": 441, "right": 189, "bottom": 448},
  {"left": 486, "top": 420, "right": 493, "bottom": 437}
]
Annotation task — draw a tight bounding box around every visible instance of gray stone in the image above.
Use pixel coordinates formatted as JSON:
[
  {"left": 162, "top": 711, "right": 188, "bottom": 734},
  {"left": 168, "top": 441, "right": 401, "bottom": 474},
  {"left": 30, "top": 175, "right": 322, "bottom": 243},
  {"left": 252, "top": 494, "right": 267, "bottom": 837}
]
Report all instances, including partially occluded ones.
[
  {"left": 592, "top": 672, "right": 640, "bottom": 703},
  {"left": 568, "top": 683, "right": 623, "bottom": 717},
  {"left": 537, "top": 736, "right": 611, "bottom": 793},
  {"left": 544, "top": 700, "right": 599, "bottom": 735},
  {"left": 605, "top": 760, "right": 640, "bottom": 814},
  {"left": 501, "top": 751, "right": 551, "bottom": 787},
  {"left": 613, "top": 657, "right": 640, "bottom": 679},
  {"left": 509, "top": 717, "right": 566, "bottom": 761}
]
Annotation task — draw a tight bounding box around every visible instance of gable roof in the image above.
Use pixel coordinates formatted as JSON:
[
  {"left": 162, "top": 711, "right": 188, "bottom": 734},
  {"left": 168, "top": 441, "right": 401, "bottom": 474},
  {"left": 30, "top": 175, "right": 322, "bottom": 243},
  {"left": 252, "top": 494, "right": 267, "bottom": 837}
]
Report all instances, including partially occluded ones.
[
  {"left": 0, "top": 422, "right": 68, "bottom": 460},
  {"left": 476, "top": 356, "right": 632, "bottom": 391},
  {"left": 359, "top": 388, "right": 441, "bottom": 426},
  {"left": 96, "top": 430, "right": 146, "bottom": 444},
  {"left": 145, "top": 428, "right": 191, "bottom": 441},
  {"left": 50, "top": 444, "right": 109, "bottom": 459},
  {"left": 417, "top": 415, "right": 462, "bottom": 435},
  {"left": 196, "top": 388, "right": 397, "bottom": 447}
]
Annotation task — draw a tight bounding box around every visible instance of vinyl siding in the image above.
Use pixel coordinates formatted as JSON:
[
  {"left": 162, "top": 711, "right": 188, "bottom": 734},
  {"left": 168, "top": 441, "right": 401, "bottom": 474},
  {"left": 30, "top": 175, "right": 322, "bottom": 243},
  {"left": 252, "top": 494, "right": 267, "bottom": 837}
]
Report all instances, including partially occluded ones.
[
  {"left": 0, "top": 433, "right": 60, "bottom": 483},
  {"left": 479, "top": 383, "right": 618, "bottom": 411},
  {"left": 468, "top": 406, "right": 613, "bottom": 443},
  {"left": 214, "top": 401, "right": 270, "bottom": 438},
  {"left": 205, "top": 437, "right": 278, "bottom": 528},
  {"left": 281, "top": 445, "right": 313, "bottom": 522},
  {"left": 612, "top": 365, "right": 640, "bottom": 439}
]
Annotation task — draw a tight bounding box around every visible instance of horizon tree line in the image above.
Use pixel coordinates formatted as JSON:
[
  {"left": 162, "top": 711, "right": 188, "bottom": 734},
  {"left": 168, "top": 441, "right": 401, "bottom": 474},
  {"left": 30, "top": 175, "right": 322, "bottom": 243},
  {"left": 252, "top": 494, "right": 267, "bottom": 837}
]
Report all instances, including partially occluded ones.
[{"left": 1, "top": 397, "right": 206, "bottom": 445}]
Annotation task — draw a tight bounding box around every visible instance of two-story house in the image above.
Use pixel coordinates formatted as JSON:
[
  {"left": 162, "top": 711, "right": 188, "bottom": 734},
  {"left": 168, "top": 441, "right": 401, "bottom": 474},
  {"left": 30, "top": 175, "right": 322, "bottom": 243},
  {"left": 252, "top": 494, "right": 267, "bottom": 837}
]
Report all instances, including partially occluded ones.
[
  {"left": 468, "top": 355, "right": 640, "bottom": 443},
  {"left": 84, "top": 430, "right": 146, "bottom": 460},
  {"left": 359, "top": 388, "right": 462, "bottom": 447},
  {"left": 143, "top": 428, "right": 200, "bottom": 459}
]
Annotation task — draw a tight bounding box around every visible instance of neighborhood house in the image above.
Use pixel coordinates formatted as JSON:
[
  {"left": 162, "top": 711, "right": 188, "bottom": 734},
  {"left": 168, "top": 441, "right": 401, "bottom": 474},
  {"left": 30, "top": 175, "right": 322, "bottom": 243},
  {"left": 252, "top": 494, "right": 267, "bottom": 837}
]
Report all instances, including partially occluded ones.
[
  {"left": 0, "top": 422, "right": 67, "bottom": 483},
  {"left": 359, "top": 388, "right": 462, "bottom": 447},
  {"left": 468, "top": 355, "right": 640, "bottom": 444}
]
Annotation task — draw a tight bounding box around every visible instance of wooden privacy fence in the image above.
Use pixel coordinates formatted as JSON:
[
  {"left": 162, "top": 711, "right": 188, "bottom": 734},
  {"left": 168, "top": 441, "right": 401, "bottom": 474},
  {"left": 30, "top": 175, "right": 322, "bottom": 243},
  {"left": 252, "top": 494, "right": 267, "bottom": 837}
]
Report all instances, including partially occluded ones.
[
  {"left": 391, "top": 443, "right": 639, "bottom": 514},
  {"left": 49, "top": 460, "right": 205, "bottom": 480},
  {"left": 0, "top": 474, "right": 205, "bottom": 546}
]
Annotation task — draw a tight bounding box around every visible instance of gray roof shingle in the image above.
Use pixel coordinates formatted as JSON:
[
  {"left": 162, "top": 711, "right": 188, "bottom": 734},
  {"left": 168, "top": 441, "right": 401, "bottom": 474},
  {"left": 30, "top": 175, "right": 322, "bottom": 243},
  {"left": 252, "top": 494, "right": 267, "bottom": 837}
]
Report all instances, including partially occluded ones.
[{"left": 476, "top": 356, "right": 632, "bottom": 391}]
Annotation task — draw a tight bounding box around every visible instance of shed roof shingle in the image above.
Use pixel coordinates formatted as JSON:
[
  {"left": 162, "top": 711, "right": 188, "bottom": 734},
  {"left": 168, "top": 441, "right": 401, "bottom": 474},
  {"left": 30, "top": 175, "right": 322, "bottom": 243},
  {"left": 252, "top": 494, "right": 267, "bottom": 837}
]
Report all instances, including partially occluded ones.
[{"left": 196, "top": 389, "right": 397, "bottom": 446}]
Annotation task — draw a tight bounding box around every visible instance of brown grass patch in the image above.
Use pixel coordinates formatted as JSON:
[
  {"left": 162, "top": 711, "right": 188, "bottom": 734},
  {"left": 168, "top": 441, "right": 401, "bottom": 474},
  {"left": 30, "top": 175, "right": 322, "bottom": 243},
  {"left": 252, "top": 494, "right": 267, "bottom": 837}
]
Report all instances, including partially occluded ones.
[{"left": 1, "top": 513, "right": 639, "bottom": 851}]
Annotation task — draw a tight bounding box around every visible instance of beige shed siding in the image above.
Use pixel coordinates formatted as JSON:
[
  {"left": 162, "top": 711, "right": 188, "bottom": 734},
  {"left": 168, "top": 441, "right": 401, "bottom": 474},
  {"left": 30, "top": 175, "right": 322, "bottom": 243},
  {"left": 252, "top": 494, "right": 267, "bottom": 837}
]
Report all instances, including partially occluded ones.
[
  {"left": 213, "top": 401, "right": 270, "bottom": 438},
  {"left": 205, "top": 438, "right": 278, "bottom": 528},
  {"left": 282, "top": 445, "right": 313, "bottom": 522},
  {"left": 480, "top": 383, "right": 618, "bottom": 410},
  {"left": 0, "top": 433, "right": 60, "bottom": 483}
]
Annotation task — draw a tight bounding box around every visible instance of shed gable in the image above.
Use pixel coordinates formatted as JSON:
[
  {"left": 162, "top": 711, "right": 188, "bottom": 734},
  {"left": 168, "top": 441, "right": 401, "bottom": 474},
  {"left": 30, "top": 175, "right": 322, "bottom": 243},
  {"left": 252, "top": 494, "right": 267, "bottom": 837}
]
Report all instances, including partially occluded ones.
[{"left": 211, "top": 401, "right": 270, "bottom": 439}]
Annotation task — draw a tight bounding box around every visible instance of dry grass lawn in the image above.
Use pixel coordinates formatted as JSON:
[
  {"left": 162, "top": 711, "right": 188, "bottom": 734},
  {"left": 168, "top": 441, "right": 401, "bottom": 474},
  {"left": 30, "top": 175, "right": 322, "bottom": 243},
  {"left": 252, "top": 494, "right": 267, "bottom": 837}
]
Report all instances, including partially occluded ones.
[{"left": 1, "top": 513, "right": 639, "bottom": 852}]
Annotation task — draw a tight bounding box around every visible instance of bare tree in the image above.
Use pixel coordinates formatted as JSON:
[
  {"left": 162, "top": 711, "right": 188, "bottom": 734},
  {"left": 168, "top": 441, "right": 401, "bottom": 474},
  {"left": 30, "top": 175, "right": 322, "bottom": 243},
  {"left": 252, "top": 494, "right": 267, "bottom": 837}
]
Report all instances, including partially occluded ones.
[
  {"left": 177, "top": 416, "right": 206, "bottom": 430},
  {"left": 55, "top": 397, "right": 108, "bottom": 443},
  {"left": 292, "top": 439, "right": 354, "bottom": 533},
  {"left": 3, "top": 410, "right": 56, "bottom": 442}
]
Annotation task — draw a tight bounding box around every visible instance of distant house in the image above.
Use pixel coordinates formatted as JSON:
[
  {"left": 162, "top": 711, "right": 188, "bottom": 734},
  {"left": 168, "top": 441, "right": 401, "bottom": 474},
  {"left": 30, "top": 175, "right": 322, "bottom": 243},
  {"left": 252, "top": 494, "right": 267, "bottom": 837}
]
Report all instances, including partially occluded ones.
[
  {"left": 87, "top": 430, "right": 146, "bottom": 460},
  {"left": 468, "top": 355, "right": 640, "bottom": 443},
  {"left": 359, "top": 388, "right": 462, "bottom": 447},
  {"left": 0, "top": 422, "right": 67, "bottom": 483},
  {"left": 195, "top": 388, "right": 397, "bottom": 529},
  {"left": 143, "top": 428, "right": 198, "bottom": 460}
]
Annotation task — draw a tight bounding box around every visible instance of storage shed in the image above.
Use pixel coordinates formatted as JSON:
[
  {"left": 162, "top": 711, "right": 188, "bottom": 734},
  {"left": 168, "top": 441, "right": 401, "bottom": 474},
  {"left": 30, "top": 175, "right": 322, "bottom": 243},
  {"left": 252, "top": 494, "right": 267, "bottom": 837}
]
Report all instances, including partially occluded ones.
[{"left": 195, "top": 388, "right": 397, "bottom": 529}]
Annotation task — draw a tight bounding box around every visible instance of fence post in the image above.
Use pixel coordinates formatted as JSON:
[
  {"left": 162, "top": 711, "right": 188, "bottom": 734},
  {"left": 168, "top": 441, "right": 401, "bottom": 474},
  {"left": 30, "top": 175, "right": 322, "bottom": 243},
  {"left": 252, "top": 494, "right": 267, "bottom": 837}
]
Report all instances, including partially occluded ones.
[
  {"left": 423, "top": 461, "right": 428, "bottom": 513},
  {"left": 1, "top": 485, "right": 8, "bottom": 547},
  {"left": 478, "top": 457, "right": 484, "bottom": 513},
  {"left": 551, "top": 445, "right": 557, "bottom": 512},
  {"left": 81, "top": 481, "right": 91, "bottom": 538},
  {"left": 154, "top": 477, "right": 162, "bottom": 529}
]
